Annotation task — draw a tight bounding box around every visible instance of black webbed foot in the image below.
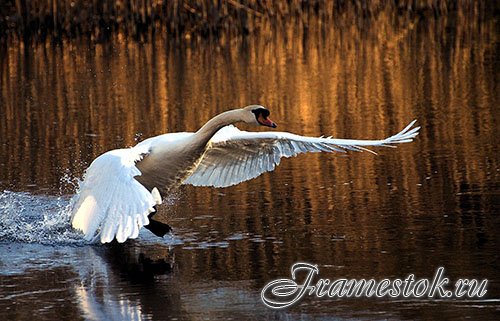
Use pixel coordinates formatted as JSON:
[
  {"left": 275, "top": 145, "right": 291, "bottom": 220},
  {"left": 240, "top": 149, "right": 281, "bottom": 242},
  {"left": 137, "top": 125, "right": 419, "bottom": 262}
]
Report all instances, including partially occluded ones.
[{"left": 144, "top": 207, "right": 172, "bottom": 237}]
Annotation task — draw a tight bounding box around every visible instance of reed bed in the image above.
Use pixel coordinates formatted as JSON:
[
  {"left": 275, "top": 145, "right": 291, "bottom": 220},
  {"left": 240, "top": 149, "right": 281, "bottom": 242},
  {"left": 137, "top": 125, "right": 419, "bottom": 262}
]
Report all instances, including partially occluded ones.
[{"left": 0, "top": 0, "right": 486, "bottom": 43}]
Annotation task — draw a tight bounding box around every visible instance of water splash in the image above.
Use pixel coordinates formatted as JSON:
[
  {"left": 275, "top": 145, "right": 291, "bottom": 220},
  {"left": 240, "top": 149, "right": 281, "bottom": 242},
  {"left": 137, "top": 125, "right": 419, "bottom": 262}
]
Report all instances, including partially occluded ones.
[
  {"left": 0, "top": 190, "right": 86, "bottom": 245},
  {"left": 59, "top": 167, "right": 82, "bottom": 195}
]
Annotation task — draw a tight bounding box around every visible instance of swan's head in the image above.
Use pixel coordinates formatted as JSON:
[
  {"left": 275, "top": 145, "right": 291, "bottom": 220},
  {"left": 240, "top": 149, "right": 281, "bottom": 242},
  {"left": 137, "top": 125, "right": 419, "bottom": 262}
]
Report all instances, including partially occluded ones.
[{"left": 242, "top": 105, "right": 277, "bottom": 128}]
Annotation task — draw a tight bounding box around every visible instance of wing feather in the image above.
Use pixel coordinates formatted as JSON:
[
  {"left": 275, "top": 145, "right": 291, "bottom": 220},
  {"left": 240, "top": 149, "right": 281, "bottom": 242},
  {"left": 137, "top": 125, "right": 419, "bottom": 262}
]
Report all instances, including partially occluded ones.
[
  {"left": 183, "top": 121, "right": 419, "bottom": 188},
  {"left": 71, "top": 149, "right": 162, "bottom": 243}
]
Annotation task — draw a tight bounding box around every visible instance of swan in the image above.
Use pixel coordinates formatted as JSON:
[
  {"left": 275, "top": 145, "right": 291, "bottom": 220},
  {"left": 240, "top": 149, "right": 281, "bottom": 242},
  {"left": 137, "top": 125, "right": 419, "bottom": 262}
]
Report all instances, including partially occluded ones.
[{"left": 71, "top": 105, "right": 420, "bottom": 243}]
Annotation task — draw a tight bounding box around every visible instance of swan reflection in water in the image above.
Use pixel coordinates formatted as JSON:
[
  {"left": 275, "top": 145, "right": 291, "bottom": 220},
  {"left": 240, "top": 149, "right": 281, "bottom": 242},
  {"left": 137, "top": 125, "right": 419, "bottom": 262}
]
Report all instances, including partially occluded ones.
[{"left": 72, "top": 241, "right": 177, "bottom": 321}]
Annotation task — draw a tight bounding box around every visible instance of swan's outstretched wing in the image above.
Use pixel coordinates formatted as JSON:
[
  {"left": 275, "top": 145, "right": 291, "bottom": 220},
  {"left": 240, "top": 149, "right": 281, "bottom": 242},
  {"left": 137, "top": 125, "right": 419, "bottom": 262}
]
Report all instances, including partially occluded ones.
[
  {"left": 183, "top": 121, "right": 420, "bottom": 188},
  {"left": 71, "top": 148, "right": 162, "bottom": 243}
]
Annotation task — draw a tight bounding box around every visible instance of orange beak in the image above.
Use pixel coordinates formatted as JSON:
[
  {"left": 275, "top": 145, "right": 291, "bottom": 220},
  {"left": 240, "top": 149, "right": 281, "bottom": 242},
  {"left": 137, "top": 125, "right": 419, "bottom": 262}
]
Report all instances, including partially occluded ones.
[{"left": 258, "top": 114, "right": 277, "bottom": 128}]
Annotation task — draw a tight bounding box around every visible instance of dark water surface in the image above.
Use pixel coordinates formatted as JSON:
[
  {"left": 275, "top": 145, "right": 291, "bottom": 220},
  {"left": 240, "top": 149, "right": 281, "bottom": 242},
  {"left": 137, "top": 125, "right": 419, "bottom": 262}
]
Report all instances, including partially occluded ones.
[{"left": 0, "top": 14, "right": 499, "bottom": 321}]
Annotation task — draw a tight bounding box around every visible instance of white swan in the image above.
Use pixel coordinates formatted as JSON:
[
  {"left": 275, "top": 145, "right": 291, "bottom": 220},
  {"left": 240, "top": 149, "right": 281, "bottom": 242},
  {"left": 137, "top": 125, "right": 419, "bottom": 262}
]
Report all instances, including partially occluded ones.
[{"left": 71, "top": 105, "right": 420, "bottom": 243}]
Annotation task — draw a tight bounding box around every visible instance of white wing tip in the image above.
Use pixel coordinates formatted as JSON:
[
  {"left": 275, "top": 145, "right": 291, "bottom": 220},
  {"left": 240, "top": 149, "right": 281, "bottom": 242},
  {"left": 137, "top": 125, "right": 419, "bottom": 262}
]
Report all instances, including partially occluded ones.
[{"left": 384, "top": 120, "right": 420, "bottom": 145}]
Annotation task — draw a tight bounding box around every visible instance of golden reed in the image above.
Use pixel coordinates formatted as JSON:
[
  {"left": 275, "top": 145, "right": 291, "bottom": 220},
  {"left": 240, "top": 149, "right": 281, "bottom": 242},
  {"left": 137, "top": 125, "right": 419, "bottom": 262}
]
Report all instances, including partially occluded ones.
[{"left": 0, "top": 0, "right": 486, "bottom": 42}]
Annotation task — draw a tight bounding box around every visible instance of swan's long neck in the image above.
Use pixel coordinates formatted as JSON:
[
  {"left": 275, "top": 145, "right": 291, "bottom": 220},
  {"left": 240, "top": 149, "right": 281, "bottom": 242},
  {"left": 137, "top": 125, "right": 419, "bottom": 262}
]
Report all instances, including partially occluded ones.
[
  {"left": 193, "top": 109, "right": 244, "bottom": 147},
  {"left": 135, "top": 108, "right": 248, "bottom": 191}
]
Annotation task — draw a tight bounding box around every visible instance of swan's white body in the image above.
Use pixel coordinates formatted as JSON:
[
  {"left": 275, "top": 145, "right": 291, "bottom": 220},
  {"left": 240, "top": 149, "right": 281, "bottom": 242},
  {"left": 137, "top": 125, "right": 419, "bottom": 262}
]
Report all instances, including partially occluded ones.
[{"left": 71, "top": 106, "right": 419, "bottom": 243}]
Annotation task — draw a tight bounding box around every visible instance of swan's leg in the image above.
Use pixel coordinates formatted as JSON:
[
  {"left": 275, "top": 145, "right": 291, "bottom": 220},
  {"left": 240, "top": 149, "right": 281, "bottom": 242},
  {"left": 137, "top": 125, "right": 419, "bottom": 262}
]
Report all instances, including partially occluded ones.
[{"left": 144, "top": 207, "right": 172, "bottom": 237}]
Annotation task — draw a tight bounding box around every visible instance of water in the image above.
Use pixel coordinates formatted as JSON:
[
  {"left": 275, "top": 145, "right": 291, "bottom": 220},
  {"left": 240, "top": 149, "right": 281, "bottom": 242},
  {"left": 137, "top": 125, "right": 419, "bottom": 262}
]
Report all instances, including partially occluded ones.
[{"left": 0, "top": 14, "right": 499, "bottom": 320}]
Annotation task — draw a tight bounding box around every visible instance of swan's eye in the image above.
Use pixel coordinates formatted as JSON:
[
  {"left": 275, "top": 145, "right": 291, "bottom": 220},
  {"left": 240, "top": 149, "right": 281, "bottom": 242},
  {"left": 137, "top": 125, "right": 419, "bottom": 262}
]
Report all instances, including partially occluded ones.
[{"left": 251, "top": 108, "right": 270, "bottom": 118}]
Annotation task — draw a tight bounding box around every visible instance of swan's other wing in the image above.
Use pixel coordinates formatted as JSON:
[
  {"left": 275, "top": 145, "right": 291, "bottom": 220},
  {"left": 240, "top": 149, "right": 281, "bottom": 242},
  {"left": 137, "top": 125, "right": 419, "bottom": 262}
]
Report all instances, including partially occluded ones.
[
  {"left": 183, "top": 121, "right": 420, "bottom": 188},
  {"left": 71, "top": 148, "right": 162, "bottom": 243}
]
